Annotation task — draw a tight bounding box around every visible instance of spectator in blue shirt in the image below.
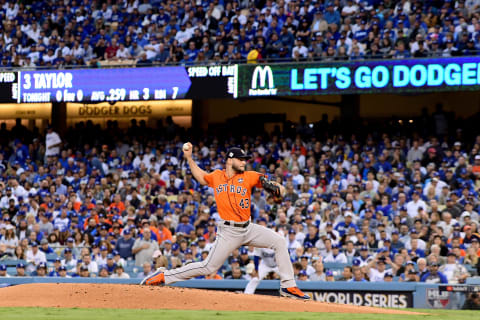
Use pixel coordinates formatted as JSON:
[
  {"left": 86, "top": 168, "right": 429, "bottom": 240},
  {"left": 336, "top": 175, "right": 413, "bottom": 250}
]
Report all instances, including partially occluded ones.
[
  {"left": 421, "top": 261, "right": 448, "bottom": 283},
  {"left": 176, "top": 214, "right": 195, "bottom": 238},
  {"left": 374, "top": 152, "right": 393, "bottom": 173},
  {"left": 354, "top": 21, "right": 369, "bottom": 43},
  {"left": 39, "top": 238, "right": 55, "bottom": 255},
  {"left": 324, "top": 3, "right": 341, "bottom": 26},
  {"left": 349, "top": 267, "right": 367, "bottom": 282},
  {"left": 335, "top": 212, "right": 359, "bottom": 237},
  {"left": 184, "top": 41, "right": 198, "bottom": 62},
  {"left": 13, "top": 139, "right": 29, "bottom": 165},
  {"left": 114, "top": 228, "right": 135, "bottom": 260}
]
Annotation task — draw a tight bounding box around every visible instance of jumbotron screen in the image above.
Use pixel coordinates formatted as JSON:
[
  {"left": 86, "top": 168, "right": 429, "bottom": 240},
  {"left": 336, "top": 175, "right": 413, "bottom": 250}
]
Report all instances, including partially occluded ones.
[
  {"left": 2, "top": 65, "right": 237, "bottom": 104},
  {"left": 237, "top": 56, "right": 480, "bottom": 97}
]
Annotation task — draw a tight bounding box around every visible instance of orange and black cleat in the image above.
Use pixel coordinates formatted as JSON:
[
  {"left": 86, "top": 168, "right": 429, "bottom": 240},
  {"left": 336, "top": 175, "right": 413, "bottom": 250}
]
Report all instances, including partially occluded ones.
[
  {"left": 279, "top": 287, "right": 310, "bottom": 300},
  {"left": 140, "top": 268, "right": 165, "bottom": 286}
]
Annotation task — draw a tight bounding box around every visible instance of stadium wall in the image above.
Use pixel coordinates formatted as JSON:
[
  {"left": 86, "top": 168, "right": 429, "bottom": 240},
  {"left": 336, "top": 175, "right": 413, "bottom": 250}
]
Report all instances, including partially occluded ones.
[
  {"left": 198, "top": 89, "right": 480, "bottom": 128},
  {"left": 202, "top": 97, "right": 341, "bottom": 125},
  {"left": 360, "top": 91, "right": 480, "bottom": 118}
]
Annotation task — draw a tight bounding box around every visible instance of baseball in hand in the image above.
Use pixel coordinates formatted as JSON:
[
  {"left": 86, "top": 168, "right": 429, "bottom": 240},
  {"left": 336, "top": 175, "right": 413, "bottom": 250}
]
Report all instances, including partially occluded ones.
[{"left": 183, "top": 143, "right": 190, "bottom": 151}]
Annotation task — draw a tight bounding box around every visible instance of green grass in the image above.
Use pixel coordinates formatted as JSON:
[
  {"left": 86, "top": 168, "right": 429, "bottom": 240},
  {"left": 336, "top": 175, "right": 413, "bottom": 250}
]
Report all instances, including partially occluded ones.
[{"left": 0, "top": 307, "right": 476, "bottom": 320}]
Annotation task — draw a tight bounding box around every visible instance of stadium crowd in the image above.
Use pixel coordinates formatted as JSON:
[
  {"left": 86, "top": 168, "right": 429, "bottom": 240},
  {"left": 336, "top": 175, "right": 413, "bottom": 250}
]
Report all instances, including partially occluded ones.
[
  {"left": 0, "top": 108, "right": 479, "bottom": 284},
  {"left": 1, "top": 0, "right": 480, "bottom": 68}
]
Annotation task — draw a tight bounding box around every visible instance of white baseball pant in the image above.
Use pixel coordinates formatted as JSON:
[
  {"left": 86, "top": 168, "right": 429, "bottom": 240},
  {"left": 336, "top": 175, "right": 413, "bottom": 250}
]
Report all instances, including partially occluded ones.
[{"left": 163, "top": 222, "right": 296, "bottom": 288}]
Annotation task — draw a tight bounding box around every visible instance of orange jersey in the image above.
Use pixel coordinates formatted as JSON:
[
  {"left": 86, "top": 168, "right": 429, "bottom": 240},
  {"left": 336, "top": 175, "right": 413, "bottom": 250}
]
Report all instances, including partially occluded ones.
[
  {"left": 109, "top": 202, "right": 126, "bottom": 213},
  {"left": 72, "top": 201, "right": 82, "bottom": 212},
  {"left": 157, "top": 226, "right": 173, "bottom": 244},
  {"left": 204, "top": 170, "right": 263, "bottom": 222}
]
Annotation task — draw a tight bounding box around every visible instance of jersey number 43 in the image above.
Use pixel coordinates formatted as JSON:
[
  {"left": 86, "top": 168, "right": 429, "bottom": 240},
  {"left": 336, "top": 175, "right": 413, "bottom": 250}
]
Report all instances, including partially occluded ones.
[{"left": 239, "top": 198, "right": 250, "bottom": 209}]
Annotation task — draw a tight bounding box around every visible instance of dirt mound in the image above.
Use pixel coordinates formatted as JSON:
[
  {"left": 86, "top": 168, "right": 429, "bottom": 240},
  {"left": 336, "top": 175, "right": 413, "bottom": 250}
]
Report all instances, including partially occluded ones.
[{"left": 0, "top": 283, "right": 420, "bottom": 314}]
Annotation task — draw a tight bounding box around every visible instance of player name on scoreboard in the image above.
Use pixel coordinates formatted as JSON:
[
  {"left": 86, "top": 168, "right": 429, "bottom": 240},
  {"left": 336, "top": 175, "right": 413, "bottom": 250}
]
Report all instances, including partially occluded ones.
[{"left": 18, "top": 68, "right": 190, "bottom": 103}]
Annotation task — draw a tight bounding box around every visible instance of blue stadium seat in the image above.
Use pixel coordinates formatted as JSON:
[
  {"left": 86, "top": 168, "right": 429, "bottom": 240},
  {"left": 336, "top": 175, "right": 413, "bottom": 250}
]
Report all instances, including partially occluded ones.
[
  {"left": 323, "top": 262, "right": 348, "bottom": 271},
  {"left": 46, "top": 253, "right": 59, "bottom": 261},
  {"left": 0, "top": 260, "right": 26, "bottom": 267},
  {"left": 6, "top": 267, "right": 16, "bottom": 274}
]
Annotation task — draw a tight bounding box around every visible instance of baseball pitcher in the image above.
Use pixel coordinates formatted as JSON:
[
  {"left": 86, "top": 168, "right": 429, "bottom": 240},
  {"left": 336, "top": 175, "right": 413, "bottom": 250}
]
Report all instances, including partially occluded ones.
[{"left": 141, "top": 143, "right": 309, "bottom": 299}]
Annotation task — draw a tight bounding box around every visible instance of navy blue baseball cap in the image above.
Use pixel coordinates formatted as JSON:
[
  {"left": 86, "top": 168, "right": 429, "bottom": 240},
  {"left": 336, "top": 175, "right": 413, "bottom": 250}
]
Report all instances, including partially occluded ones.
[
  {"left": 0, "top": 264, "right": 6, "bottom": 271},
  {"left": 226, "top": 147, "right": 250, "bottom": 159},
  {"left": 172, "top": 243, "right": 180, "bottom": 251},
  {"left": 16, "top": 262, "right": 25, "bottom": 268}
]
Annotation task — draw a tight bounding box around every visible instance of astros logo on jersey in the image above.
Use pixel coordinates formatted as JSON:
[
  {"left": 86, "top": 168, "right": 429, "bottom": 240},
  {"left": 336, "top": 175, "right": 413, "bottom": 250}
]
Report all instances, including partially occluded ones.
[{"left": 215, "top": 183, "right": 247, "bottom": 196}]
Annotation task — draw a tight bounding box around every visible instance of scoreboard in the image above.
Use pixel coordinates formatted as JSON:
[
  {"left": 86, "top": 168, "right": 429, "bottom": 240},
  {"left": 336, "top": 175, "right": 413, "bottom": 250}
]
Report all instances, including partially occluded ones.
[{"left": 0, "top": 65, "right": 237, "bottom": 104}]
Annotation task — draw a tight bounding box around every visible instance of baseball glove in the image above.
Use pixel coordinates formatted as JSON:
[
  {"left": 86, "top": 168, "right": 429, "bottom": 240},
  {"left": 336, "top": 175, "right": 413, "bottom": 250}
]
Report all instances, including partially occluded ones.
[{"left": 260, "top": 176, "right": 284, "bottom": 203}]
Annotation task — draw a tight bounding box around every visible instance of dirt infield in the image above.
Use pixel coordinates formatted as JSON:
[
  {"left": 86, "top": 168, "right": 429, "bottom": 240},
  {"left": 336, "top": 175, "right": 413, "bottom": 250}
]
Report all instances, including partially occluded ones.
[{"left": 0, "top": 283, "right": 421, "bottom": 314}]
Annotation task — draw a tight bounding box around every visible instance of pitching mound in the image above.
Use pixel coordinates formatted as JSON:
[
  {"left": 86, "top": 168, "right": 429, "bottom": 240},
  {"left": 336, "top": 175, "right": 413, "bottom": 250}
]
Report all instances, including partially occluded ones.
[{"left": 0, "top": 283, "right": 421, "bottom": 314}]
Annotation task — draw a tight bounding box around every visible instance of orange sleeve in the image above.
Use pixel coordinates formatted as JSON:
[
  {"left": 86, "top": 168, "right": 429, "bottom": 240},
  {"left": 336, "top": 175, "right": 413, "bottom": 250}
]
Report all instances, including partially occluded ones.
[
  {"left": 203, "top": 170, "right": 219, "bottom": 188},
  {"left": 165, "top": 229, "right": 172, "bottom": 241},
  {"left": 248, "top": 171, "right": 263, "bottom": 188}
]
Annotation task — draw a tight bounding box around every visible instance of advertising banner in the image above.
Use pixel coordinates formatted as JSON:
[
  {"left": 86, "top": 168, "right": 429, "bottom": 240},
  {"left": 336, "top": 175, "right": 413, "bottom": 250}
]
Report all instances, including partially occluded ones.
[{"left": 238, "top": 57, "right": 480, "bottom": 97}]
